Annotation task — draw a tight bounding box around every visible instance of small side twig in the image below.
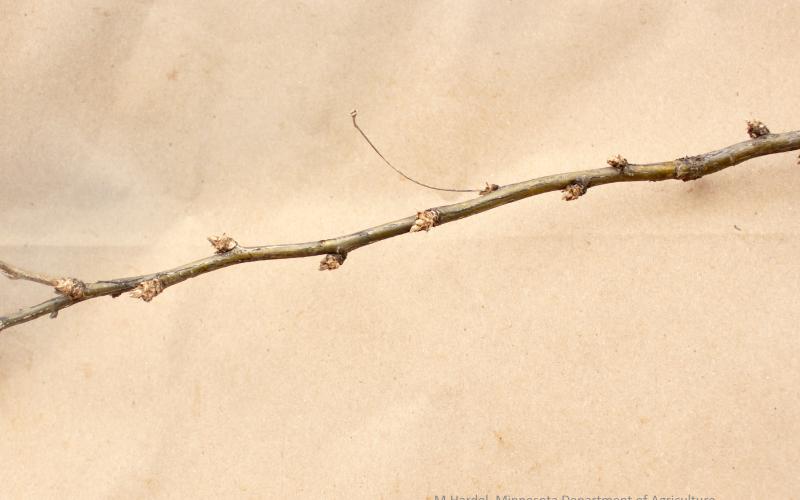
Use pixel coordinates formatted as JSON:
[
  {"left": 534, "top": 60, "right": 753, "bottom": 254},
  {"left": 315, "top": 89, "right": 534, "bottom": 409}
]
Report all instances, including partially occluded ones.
[
  {"left": 0, "top": 261, "right": 58, "bottom": 286},
  {"left": 0, "top": 261, "right": 86, "bottom": 299},
  {"left": 351, "top": 110, "right": 485, "bottom": 194}
]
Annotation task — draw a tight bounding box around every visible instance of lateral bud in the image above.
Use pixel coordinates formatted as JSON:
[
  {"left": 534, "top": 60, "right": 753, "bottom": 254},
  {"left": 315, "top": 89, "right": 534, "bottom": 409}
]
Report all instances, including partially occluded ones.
[
  {"left": 607, "top": 154, "right": 629, "bottom": 171},
  {"left": 207, "top": 233, "right": 238, "bottom": 253},
  {"left": 130, "top": 279, "right": 165, "bottom": 302},
  {"left": 410, "top": 209, "right": 440, "bottom": 232},
  {"left": 54, "top": 277, "right": 87, "bottom": 300},
  {"left": 562, "top": 179, "right": 588, "bottom": 201},
  {"left": 319, "top": 253, "right": 346, "bottom": 271},
  {"left": 746, "top": 119, "right": 770, "bottom": 139}
]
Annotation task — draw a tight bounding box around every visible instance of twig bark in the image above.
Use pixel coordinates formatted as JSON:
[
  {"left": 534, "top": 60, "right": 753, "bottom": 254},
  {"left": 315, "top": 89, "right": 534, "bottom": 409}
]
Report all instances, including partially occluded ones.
[{"left": 2, "top": 125, "right": 799, "bottom": 333}]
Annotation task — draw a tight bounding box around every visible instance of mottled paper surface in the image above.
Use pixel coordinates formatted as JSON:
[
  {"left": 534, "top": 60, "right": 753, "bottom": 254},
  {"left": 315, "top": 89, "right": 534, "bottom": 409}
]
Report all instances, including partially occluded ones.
[{"left": 1, "top": 2, "right": 799, "bottom": 498}]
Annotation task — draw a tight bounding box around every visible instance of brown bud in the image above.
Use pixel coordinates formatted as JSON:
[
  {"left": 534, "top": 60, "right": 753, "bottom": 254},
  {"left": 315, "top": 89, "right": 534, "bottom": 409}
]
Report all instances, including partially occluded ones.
[
  {"left": 207, "top": 233, "right": 238, "bottom": 253},
  {"left": 562, "top": 182, "right": 587, "bottom": 201},
  {"left": 319, "top": 253, "right": 346, "bottom": 271},
  {"left": 607, "top": 155, "right": 629, "bottom": 170},
  {"left": 746, "top": 120, "right": 770, "bottom": 139},
  {"left": 410, "top": 209, "right": 440, "bottom": 232},
  {"left": 54, "top": 278, "right": 87, "bottom": 300},
  {"left": 130, "top": 279, "right": 164, "bottom": 302}
]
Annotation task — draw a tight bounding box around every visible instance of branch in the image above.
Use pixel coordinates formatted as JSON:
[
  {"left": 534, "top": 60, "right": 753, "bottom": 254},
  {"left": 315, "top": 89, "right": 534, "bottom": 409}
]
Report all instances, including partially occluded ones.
[
  {"left": 2, "top": 121, "right": 798, "bottom": 333},
  {"left": 0, "top": 261, "right": 59, "bottom": 286}
]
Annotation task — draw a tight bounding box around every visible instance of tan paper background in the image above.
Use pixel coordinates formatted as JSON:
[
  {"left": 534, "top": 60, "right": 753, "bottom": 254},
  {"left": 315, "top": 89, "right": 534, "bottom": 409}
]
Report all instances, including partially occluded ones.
[{"left": 2, "top": 1, "right": 799, "bottom": 498}]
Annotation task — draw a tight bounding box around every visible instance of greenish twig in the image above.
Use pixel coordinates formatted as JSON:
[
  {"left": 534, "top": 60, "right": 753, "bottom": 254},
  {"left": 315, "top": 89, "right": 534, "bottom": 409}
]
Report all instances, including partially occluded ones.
[{"left": 2, "top": 124, "right": 798, "bottom": 333}]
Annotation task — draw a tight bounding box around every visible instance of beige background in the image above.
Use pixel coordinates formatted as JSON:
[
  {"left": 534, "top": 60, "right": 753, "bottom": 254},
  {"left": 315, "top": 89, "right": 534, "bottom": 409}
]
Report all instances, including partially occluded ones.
[{"left": 2, "top": 1, "right": 799, "bottom": 498}]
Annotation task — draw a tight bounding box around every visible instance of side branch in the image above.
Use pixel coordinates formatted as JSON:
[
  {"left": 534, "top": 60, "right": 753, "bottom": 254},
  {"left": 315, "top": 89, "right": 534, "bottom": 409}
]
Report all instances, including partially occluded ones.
[
  {"left": 2, "top": 126, "right": 799, "bottom": 333},
  {"left": 0, "top": 261, "right": 59, "bottom": 286}
]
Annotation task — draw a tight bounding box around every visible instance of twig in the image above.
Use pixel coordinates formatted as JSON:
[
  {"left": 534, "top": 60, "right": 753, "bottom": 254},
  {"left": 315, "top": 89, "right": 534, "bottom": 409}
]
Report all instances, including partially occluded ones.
[
  {"left": 2, "top": 122, "right": 799, "bottom": 333},
  {"left": 0, "top": 261, "right": 58, "bottom": 286}
]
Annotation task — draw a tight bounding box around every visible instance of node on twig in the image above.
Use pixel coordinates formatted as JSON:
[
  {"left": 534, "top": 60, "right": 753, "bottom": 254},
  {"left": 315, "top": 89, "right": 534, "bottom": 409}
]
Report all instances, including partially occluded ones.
[
  {"left": 675, "top": 155, "right": 705, "bottom": 181},
  {"left": 562, "top": 180, "right": 588, "bottom": 201},
  {"left": 607, "top": 155, "right": 629, "bottom": 171},
  {"left": 208, "top": 233, "right": 238, "bottom": 253},
  {"left": 130, "top": 279, "right": 164, "bottom": 302},
  {"left": 747, "top": 120, "right": 770, "bottom": 139},
  {"left": 319, "top": 253, "right": 346, "bottom": 271},
  {"left": 479, "top": 182, "right": 500, "bottom": 195},
  {"left": 54, "top": 278, "right": 87, "bottom": 300},
  {"left": 410, "top": 209, "right": 440, "bottom": 232}
]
